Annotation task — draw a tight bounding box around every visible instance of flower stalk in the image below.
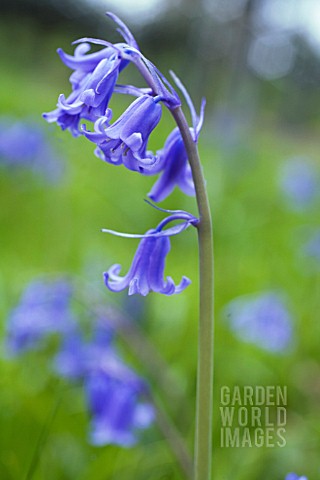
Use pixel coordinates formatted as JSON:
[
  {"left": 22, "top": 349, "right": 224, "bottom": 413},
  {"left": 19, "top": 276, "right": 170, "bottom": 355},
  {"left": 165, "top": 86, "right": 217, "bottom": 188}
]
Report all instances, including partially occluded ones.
[{"left": 171, "top": 106, "right": 214, "bottom": 480}]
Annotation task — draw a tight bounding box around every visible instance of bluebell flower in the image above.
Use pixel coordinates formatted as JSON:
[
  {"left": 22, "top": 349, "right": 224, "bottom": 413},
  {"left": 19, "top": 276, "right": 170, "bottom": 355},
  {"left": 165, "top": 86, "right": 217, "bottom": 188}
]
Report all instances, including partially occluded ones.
[
  {"left": 43, "top": 45, "right": 121, "bottom": 137},
  {"left": 148, "top": 127, "right": 195, "bottom": 201},
  {"left": 54, "top": 320, "right": 154, "bottom": 447},
  {"left": 5, "top": 279, "right": 75, "bottom": 355},
  {"left": 279, "top": 157, "right": 319, "bottom": 210},
  {"left": 43, "top": 12, "right": 141, "bottom": 137},
  {"left": 148, "top": 73, "right": 205, "bottom": 202},
  {"left": 102, "top": 209, "right": 198, "bottom": 296},
  {"left": 223, "top": 292, "right": 293, "bottom": 352},
  {"left": 285, "top": 473, "right": 308, "bottom": 480},
  {"left": 83, "top": 95, "right": 162, "bottom": 172},
  {"left": 43, "top": 13, "right": 180, "bottom": 138},
  {"left": 0, "top": 118, "right": 63, "bottom": 181}
]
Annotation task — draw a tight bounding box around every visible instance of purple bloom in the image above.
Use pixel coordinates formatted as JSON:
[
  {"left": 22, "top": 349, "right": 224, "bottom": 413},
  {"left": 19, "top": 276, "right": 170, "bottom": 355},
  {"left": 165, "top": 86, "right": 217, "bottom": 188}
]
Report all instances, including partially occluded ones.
[
  {"left": 285, "top": 474, "right": 308, "bottom": 480},
  {"left": 82, "top": 95, "right": 162, "bottom": 172},
  {"left": 43, "top": 13, "right": 141, "bottom": 137},
  {"left": 102, "top": 210, "right": 198, "bottom": 296},
  {"left": 224, "top": 292, "right": 293, "bottom": 352},
  {"left": 43, "top": 13, "right": 180, "bottom": 140},
  {"left": 43, "top": 44, "right": 121, "bottom": 136},
  {"left": 54, "top": 320, "right": 154, "bottom": 447},
  {"left": 148, "top": 127, "right": 195, "bottom": 201},
  {"left": 5, "top": 279, "right": 75, "bottom": 355},
  {"left": 0, "top": 119, "right": 63, "bottom": 181},
  {"left": 148, "top": 73, "right": 205, "bottom": 202},
  {"left": 279, "top": 157, "right": 319, "bottom": 210}
]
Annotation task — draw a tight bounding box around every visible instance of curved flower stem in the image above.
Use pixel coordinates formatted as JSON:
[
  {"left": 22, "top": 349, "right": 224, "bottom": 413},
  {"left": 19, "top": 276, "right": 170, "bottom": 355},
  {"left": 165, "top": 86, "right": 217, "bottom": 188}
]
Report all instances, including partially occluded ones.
[
  {"left": 133, "top": 55, "right": 214, "bottom": 479},
  {"left": 171, "top": 106, "right": 214, "bottom": 480}
]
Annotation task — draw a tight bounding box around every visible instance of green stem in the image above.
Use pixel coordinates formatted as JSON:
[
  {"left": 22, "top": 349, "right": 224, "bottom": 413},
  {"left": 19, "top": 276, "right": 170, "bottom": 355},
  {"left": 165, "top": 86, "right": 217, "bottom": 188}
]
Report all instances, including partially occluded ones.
[{"left": 171, "top": 106, "right": 214, "bottom": 480}]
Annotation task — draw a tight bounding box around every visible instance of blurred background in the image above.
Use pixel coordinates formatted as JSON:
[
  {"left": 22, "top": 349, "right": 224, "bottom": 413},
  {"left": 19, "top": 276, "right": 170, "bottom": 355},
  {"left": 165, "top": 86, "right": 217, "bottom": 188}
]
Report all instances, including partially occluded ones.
[{"left": 1, "top": 0, "right": 320, "bottom": 479}]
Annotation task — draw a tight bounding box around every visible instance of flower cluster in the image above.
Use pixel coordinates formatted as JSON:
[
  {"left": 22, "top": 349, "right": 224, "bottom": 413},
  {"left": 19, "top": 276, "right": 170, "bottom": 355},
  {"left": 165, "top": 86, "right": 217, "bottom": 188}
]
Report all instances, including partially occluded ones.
[
  {"left": 54, "top": 320, "right": 154, "bottom": 447},
  {"left": 44, "top": 13, "right": 204, "bottom": 296},
  {"left": 5, "top": 278, "right": 154, "bottom": 446},
  {"left": 223, "top": 291, "right": 293, "bottom": 352}
]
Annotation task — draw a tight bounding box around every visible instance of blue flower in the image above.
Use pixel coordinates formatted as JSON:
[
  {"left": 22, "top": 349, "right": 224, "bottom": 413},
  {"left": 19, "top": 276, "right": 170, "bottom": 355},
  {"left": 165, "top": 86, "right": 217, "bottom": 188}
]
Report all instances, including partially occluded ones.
[
  {"left": 148, "top": 73, "right": 205, "bottom": 202},
  {"left": 148, "top": 127, "right": 195, "bottom": 201},
  {"left": 5, "top": 278, "right": 75, "bottom": 355},
  {"left": 279, "top": 157, "right": 319, "bottom": 210},
  {"left": 43, "top": 12, "right": 142, "bottom": 137},
  {"left": 223, "top": 292, "right": 293, "bottom": 352},
  {"left": 102, "top": 210, "right": 198, "bottom": 296},
  {"left": 43, "top": 44, "right": 121, "bottom": 137},
  {"left": 43, "top": 12, "right": 181, "bottom": 139},
  {"left": 83, "top": 95, "right": 162, "bottom": 172},
  {"left": 285, "top": 473, "right": 308, "bottom": 480},
  {"left": 54, "top": 319, "right": 154, "bottom": 447}
]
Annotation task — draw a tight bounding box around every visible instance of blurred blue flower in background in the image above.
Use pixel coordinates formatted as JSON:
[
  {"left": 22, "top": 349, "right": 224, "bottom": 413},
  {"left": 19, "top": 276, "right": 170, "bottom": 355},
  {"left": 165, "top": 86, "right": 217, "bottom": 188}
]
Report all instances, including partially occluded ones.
[
  {"left": 285, "top": 473, "right": 308, "bottom": 480},
  {"left": 279, "top": 157, "right": 319, "bottom": 210},
  {"left": 223, "top": 292, "right": 293, "bottom": 352},
  {"left": 303, "top": 228, "right": 320, "bottom": 264},
  {"left": 86, "top": 371, "right": 154, "bottom": 447},
  {"left": 0, "top": 118, "right": 63, "bottom": 182},
  {"left": 5, "top": 277, "right": 154, "bottom": 447},
  {"left": 54, "top": 318, "right": 154, "bottom": 447},
  {"left": 5, "top": 278, "right": 76, "bottom": 355}
]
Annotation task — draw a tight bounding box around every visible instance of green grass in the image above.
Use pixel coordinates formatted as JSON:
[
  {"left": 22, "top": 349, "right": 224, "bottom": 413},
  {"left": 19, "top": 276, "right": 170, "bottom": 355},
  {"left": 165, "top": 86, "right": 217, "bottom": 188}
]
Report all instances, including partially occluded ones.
[{"left": 1, "top": 20, "right": 320, "bottom": 480}]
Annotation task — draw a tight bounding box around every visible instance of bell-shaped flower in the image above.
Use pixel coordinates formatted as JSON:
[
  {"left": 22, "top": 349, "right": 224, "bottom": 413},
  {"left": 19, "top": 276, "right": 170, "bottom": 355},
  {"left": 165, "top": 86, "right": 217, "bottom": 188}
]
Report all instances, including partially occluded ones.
[
  {"left": 43, "top": 49, "right": 121, "bottom": 137},
  {"left": 102, "top": 209, "right": 198, "bottom": 296},
  {"left": 43, "top": 12, "right": 182, "bottom": 137},
  {"left": 83, "top": 95, "right": 162, "bottom": 172},
  {"left": 42, "top": 12, "right": 144, "bottom": 137},
  {"left": 148, "top": 73, "right": 205, "bottom": 202},
  {"left": 148, "top": 127, "right": 195, "bottom": 202}
]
